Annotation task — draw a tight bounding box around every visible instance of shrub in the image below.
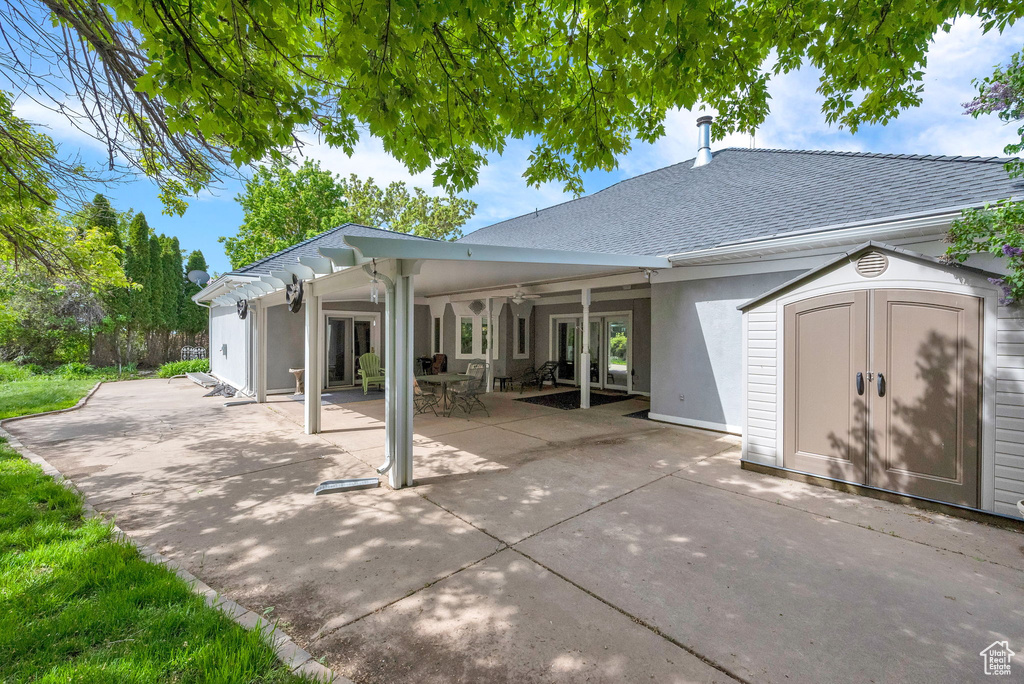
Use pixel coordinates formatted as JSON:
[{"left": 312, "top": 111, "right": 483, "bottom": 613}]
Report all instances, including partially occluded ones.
[
  {"left": 50, "top": 362, "right": 96, "bottom": 379},
  {"left": 22, "top": 364, "right": 43, "bottom": 376},
  {"left": 0, "top": 362, "right": 31, "bottom": 383},
  {"left": 156, "top": 358, "right": 209, "bottom": 378}
]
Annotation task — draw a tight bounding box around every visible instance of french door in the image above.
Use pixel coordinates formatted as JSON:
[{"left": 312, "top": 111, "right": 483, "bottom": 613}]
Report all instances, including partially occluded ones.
[
  {"left": 552, "top": 314, "right": 631, "bottom": 391},
  {"left": 782, "top": 289, "right": 981, "bottom": 507}
]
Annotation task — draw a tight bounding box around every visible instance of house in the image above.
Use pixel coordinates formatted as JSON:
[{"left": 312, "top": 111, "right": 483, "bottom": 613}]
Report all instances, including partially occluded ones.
[{"left": 194, "top": 117, "right": 1024, "bottom": 520}]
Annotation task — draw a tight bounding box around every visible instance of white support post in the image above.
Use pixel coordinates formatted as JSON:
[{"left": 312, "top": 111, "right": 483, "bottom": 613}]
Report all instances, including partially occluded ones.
[
  {"left": 399, "top": 273, "right": 415, "bottom": 487},
  {"left": 304, "top": 290, "right": 321, "bottom": 434},
  {"left": 581, "top": 287, "right": 591, "bottom": 409},
  {"left": 485, "top": 297, "right": 494, "bottom": 392},
  {"left": 256, "top": 300, "right": 268, "bottom": 403},
  {"left": 384, "top": 270, "right": 415, "bottom": 488}
]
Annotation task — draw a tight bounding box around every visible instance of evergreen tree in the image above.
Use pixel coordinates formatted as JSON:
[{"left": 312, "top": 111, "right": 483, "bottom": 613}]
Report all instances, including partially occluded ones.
[
  {"left": 179, "top": 250, "right": 209, "bottom": 338},
  {"left": 124, "top": 214, "right": 152, "bottom": 325},
  {"left": 160, "top": 235, "right": 181, "bottom": 332},
  {"left": 147, "top": 234, "right": 163, "bottom": 333},
  {"left": 85, "top": 194, "right": 122, "bottom": 250}
]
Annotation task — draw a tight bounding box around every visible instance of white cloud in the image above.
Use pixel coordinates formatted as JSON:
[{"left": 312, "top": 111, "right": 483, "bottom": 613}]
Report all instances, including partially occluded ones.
[{"left": 298, "top": 131, "right": 436, "bottom": 189}]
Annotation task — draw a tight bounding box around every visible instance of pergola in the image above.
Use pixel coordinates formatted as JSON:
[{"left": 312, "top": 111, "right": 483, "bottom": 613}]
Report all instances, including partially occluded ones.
[{"left": 206, "top": 235, "right": 670, "bottom": 488}]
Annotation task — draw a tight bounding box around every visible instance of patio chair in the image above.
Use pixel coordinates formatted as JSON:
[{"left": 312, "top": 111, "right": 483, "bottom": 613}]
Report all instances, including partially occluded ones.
[
  {"left": 514, "top": 366, "right": 539, "bottom": 393},
  {"left": 536, "top": 361, "right": 559, "bottom": 389},
  {"left": 413, "top": 378, "right": 440, "bottom": 416},
  {"left": 358, "top": 352, "right": 385, "bottom": 394},
  {"left": 448, "top": 361, "right": 489, "bottom": 417},
  {"left": 430, "top": 353, "right": 448, "bottom": 374}
]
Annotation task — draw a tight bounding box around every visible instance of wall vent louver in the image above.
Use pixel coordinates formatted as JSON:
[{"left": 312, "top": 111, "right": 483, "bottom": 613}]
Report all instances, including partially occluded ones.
[{"left": 856, "top": 252, "right": 889, "bottom": 278}]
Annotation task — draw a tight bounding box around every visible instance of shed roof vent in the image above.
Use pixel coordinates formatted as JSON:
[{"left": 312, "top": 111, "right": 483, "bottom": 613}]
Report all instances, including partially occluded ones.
[{"left": 855, "top": 251, "right": 889, "bottom": 278}]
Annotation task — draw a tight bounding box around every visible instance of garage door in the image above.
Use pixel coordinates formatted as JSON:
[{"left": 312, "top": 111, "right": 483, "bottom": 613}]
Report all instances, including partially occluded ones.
[{"left": 783, "top": 289, "right": 981, "bottom": 507}]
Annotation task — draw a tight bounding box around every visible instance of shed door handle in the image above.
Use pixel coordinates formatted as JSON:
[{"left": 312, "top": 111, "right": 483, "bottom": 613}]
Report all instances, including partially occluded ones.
[
  {"left": 855, "top": 372, "right": 864, "bottom": 396},
  {"left": 876, "top": 372, "right": 886, "bottom": 397}
]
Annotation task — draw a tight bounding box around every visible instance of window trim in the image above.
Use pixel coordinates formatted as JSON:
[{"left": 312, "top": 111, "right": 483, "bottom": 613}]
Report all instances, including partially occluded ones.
[
  {"left": 431, "top": 315, "right": 443, "bottom": 356},
  {"left": 513, "top": 314, "right": 530, "bottom": 359},
  {"left": 455, "top": 314, "right": 499, "bottom": 360}
]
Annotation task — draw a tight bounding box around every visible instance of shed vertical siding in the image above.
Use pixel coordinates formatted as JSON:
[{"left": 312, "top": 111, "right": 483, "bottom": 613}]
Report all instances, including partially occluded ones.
[
  {"left": 995, "top": 307, "right": 1024, "bottom": 518},
  {"left": 743, "top": 305, "right": 779, "bottom": 465}
]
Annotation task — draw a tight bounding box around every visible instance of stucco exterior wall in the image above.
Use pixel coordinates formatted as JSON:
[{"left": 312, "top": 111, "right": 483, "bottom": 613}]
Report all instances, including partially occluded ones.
[
  {"left": 650, "top": 272, "right": 803, "bottom": 432},
  {"left": 266, "top": 303, "right": 305, "bottom": 392}
]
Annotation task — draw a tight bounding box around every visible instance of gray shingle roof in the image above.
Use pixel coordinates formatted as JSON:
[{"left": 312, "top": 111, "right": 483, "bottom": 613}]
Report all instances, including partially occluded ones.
[
  {"left": 232, "top": 223, "right": 434, "bottom": 276},
  {"left": 459, "top": 148, "right": 1024, "bottom": 256}
]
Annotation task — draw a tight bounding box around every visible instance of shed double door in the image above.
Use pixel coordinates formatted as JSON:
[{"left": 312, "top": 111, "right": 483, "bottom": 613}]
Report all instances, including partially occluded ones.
[{"left": 783, "top": 289, "right": 981, "bottom": 507}]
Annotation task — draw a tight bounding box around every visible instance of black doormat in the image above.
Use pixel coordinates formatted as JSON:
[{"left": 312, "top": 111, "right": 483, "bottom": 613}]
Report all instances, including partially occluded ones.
[
  {"left": 516, "top": 390, "right": 633, "bottom": 410},
  {"left": 624, "top": 409, "right": 650, "bottom": 420}
]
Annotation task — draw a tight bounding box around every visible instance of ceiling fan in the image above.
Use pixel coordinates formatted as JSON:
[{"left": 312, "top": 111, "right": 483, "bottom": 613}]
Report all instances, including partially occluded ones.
[{"left": 510, "top": 287, "right": 541, "bottom": 305}]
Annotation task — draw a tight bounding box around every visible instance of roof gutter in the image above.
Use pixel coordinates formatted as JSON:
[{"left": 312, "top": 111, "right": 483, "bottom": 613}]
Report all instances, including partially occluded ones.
[{"left": 662, "top": 204, "right": 997, "bottom": 265}]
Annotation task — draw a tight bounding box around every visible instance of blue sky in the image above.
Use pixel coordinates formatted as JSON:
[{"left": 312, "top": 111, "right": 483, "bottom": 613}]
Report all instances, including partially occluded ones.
[{"left": 14, "top": 16, "right": 1024, "bottom": 275}]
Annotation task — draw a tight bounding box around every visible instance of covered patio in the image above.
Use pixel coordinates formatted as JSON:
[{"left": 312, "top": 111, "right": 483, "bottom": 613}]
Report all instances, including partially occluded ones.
[{"left": 199, "top": 233, "right": 669, "bottom": 490}]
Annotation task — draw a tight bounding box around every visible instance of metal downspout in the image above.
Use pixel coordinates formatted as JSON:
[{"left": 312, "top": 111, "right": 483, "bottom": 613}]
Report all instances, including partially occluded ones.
[{"left": 364, "top": 264, "right": 398, "bottom": 476}]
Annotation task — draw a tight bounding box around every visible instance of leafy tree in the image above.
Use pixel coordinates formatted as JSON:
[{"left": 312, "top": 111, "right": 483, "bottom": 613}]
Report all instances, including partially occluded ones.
[
  {"left": 947, "top": 50, "right": 1024, "bottom": 302},
  {"left": 221, "top": 161, "right": 474, "bottom": 268},
  {"left": 0, "top": 265, "right": 103, "bottom": 365},
  {"left": 4, "top": 0, "right": 1023, "bottom": 201},
  {"left": 221, "top": 162, "right": 354, "bottom": 269},
  {"left": 338, "top": 175, "right": 475, "bottom": 241}
]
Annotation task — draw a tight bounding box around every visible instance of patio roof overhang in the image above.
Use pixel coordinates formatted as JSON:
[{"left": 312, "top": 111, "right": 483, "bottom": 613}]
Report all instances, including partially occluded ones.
[
  {"left": 196, "top": 235, "right": 672, "bottom": 306},
  {"left": 202, "top": 234, "right": 672, "bottom": 491}
]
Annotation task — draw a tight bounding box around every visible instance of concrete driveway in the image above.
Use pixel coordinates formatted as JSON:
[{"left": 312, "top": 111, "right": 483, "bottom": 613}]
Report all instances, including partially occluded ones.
[{"left": 7, "top": 379, "right": 1024, "bottom": 683}]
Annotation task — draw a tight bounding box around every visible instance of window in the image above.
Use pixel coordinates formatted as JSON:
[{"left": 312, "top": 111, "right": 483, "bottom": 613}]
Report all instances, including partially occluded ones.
[
  {"left": 514, "top": 315, "right": 529, "bottom": 359},
  {"left": 460, "top": 317, "right": 474, "bottom": 355},
  {"left": 456, "top": 315, "right": 499, "bottom": 359},
  {"left": 431, "top": 316, "right": 442, "bottom": 355}
]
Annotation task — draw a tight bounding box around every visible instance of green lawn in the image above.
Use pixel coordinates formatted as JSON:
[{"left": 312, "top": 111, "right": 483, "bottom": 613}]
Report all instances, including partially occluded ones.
[
  {"left": 0, "top": 377, "right": 98, "bottom": 420},
  {"left": 0, "top": 440, "right": 305, "bottom": 683}
]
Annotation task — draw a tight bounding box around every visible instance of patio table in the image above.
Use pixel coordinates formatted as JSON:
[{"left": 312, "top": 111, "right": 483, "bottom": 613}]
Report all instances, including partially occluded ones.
[{"left": 417, "top": 373, "right": 473, "bottom": 414}]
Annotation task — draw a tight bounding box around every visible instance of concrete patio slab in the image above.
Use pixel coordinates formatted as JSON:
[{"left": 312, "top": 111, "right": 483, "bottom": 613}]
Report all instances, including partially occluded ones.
[
  {"left": 103, "top": 454, "right": 499, "bottom": 638},
  {"left": 7, "top": 379, "right": 1023, "bottom": 684},
  {"left": 316, "top": 549, "right": 731, "bottom": 684},
  {"left": 517, "top": 475, "right": 1024, "bottom": 684},
  {"left": 417, "top": 442, "right": 668, "bottom": 544},
  {"left": 674, "top": 450, "right": 1024, "bottom": 574}
]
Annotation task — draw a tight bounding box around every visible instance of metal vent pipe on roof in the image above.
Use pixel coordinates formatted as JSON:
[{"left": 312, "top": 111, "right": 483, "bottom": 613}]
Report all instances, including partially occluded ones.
[{"left": 693, "top": 115, "right": 713, "bottom": 168}]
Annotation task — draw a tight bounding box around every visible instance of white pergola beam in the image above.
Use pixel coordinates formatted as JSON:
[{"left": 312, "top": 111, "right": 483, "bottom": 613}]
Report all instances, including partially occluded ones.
[
  {"left": 283, "top": 263, "right": 316, "bottom": 280},
  {"left": 298, "top": 256, "right": 334, "bottom": 275},
  {"left": 318, "top": 247, "right": 360, "bottom": 269},
  {"left": 270, "top": 270, "right": 295, "bottom": 285},
  {"left": 260, "top": 275, "right": 286, "bottom": 288}
]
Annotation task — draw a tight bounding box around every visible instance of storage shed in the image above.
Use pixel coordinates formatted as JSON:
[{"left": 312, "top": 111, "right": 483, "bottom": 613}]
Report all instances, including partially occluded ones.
[{"left": 739, "top": 242, "right": 1023, "bottom": 518}]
